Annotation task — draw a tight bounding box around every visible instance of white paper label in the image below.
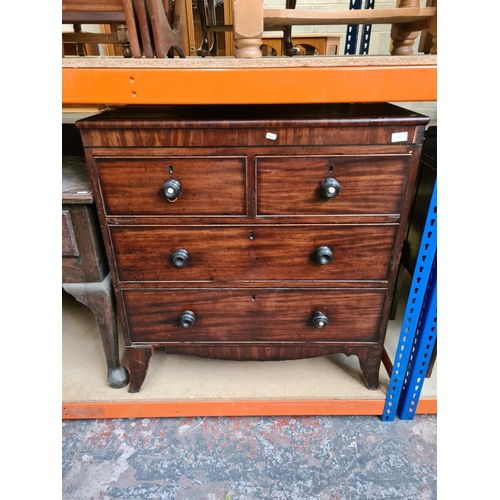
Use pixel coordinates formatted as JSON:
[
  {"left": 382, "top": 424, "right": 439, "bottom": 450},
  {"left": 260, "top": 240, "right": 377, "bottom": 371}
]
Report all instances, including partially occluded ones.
[
  {"left": 392, "top": 132, "right": 408, "bottom": 142},
  {"left": 266, "top": 132, "right": 277, "bottom": 140}
]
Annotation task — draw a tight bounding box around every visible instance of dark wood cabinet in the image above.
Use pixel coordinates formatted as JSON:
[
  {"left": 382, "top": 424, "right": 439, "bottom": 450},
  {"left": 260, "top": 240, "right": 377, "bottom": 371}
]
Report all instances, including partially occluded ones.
[
  {"left": 62, "top": 155, "right": 129, "bottom": 389},
  {"left": 76, "top": 103, "right": 429, "bottom": 393}
]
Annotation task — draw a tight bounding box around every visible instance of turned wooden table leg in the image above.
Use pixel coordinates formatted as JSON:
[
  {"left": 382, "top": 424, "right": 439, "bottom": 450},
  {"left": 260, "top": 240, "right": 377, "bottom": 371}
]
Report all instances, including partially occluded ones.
[
  {"left": 233, "top": 0, "right": 263, "bottom": 58},
  {"left": 63, "top": 274, "right": 129, "bottom": 389},
  {"left": 116, "top": 23, "right": 133, "bottom": 58},
  {"left": 390, "top": 0, "right": 425, "bottom": 56},
  {"left": 357, "top": 348, "right": 382, "bottom": 390},
  {"left": 126, "top": 346, "right": 154, "bottom": 393}
]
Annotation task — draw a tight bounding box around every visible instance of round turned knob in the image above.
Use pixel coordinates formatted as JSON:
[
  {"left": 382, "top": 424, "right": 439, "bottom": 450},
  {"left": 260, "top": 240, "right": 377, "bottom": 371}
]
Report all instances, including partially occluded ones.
[
  {"left": 321, "top": 177, "right": 341, "bottom": 199},
  {"left": 178, "top": 310, "right": 196, "bottom": 328},
  {"left": 312, "top": 311, "right": 328, "bottom": 328},
  {"left": 161, "top": 179, "right": 181, "bottom": 201},
  {"left": 171, "top": 248, "right": 189, "bottom": 268},
  {"left": 315, "top": 246, "right": 333, "bottom": 265}
]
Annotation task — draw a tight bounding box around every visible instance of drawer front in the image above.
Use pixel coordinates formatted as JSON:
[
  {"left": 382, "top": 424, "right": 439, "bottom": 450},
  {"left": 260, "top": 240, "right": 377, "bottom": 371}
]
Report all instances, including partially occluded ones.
[
  {"left": 111, "top": 225, "right": 397, "bottom": 282},
  {"left": 95, "top": 157, "right": 247, "bottom": 216},
  {"left": 123, "top": 288, "right": 385, "bottom": 343},
  {"left": 256, "top": 155, "right": 410, "bottom": 216},
  {"left": 62, "top": 210, "right": 79, "bottom": 257}
]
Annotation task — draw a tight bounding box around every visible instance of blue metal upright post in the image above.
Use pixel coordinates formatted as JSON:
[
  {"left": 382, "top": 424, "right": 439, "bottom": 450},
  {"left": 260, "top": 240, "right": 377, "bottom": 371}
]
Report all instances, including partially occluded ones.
[
  {"left": 398, "top": 257, "right": 437, "bottom": 419},
  {"left": 382, "top": 181, "right": 437, "bottom": 421}
]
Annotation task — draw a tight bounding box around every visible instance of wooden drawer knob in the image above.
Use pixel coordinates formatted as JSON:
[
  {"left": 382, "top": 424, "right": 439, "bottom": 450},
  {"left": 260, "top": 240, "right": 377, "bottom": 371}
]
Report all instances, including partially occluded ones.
[
  {"left": 179, "top": 310, "right": 196, "bottom": 328},
  {"left": 312, "top": 311, "right": 329, "bottom": 328},
  {"left": 171, "top": 248, "right": 189, "bottom": 268},
  {"left": 321, "top": 177, "right": 341, "bottom": 199},
  {"left": 162, "top": 179, "right": 181, "bottom": 201},
  {"left": 315, "top": 246, "right": 333, "bottom": 265}
]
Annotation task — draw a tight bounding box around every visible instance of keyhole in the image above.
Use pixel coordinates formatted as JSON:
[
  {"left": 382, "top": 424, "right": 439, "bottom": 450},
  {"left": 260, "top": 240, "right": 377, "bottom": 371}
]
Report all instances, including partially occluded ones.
[
  {"left": 249, "top": 232, "right": 255, "bottom": 240},
  {"left": 329, "top": 164, "right": 334, "bottom": 173},
  {"left": 251, "top": 295, "right": 256, "bottom": 301},
  {"left": 169, "top": 166, "right": 174, "bottom": 174}
]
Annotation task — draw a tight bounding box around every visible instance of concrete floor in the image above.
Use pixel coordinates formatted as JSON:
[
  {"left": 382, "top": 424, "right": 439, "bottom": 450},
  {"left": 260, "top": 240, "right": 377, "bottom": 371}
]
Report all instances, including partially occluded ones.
[{"left": 62, "top": 414, "right": 437, "bottom": 500}]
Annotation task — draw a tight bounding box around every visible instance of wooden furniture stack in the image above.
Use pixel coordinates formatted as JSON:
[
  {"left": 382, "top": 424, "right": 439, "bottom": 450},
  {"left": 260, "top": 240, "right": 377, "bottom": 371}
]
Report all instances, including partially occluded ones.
[
  {"left": 62, "top": 0, "right": 188, "bottom": 58},
  {"left": 76, "top": 102, "right": 429, "bottom": 393},
  {"left": 233, "top": 0, "right": 437, "bottom": 58},
  {"left": 63, "top": 1, "right": 437, "bottom": 60}
]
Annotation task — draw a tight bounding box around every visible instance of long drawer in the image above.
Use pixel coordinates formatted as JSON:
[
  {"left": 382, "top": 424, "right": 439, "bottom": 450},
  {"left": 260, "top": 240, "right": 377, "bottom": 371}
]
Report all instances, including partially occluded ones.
[
  {"left": 110, "top": 224, "right": 398, "bottom": 282},
  {"left": 122, "top": 288, "right": 385, "bottom": 343}
]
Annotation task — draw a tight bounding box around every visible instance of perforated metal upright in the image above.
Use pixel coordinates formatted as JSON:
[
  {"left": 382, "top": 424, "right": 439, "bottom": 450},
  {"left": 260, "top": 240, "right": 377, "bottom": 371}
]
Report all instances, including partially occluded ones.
[
  {"left": 398, "top": 256, "right": 437, "bottom": 419},
  {"left": 382, "top": 180, "right": 437, "bottom": 421},
  {"left": 344, "top": 0, "right": 375, "bottom": 55}
]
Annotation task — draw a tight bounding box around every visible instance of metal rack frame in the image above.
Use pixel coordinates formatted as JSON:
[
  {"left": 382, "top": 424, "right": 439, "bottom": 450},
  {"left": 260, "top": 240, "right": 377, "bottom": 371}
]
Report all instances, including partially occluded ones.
[{"left": 382, "top": 180, "right": 437, "bottom": 421}]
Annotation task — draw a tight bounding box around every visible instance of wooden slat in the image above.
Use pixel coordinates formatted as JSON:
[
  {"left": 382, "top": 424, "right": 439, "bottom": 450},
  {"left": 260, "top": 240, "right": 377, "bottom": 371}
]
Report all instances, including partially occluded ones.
[
  {"left": 263, "top": 7, "right": 437, "bottom": 29},
  {"left": 62, "top": 32, "right": 119, "bottom": 43},
  {"left": 62, "top": 12, "right": 126, "bottom": 23},
  {"left": 62, "top": 0, "right": 124, "bottom": 12}
]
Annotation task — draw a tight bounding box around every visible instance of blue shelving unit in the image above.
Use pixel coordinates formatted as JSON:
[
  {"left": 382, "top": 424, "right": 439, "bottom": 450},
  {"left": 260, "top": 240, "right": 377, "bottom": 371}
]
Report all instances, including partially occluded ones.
[
  {"left": 382, "top": 180, "right": 437, "bottom": 421},
  {"left": 398, "top": 256, "right": 437, "bottom": 419}
]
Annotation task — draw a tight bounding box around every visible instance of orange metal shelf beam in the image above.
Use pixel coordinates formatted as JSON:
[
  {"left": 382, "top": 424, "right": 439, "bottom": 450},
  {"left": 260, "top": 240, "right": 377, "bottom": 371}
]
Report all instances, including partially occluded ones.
[
  {"left": 62, "top": 65, "right": 436, "bottom": 105},
  {"left": 62, "top": 398, "right": 436, "bottom": 419}
]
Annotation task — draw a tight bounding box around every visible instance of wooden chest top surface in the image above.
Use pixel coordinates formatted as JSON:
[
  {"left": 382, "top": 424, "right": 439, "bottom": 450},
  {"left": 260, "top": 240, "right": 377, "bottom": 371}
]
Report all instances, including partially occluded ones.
[{"left": 76, "top": 103, "right": 429, "bottom": 129}]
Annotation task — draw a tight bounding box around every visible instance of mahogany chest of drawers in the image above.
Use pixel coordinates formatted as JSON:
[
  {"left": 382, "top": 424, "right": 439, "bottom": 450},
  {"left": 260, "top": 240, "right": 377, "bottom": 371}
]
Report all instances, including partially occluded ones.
[{"left": 76, "top": 103, "right": 429, "bottom": 393}]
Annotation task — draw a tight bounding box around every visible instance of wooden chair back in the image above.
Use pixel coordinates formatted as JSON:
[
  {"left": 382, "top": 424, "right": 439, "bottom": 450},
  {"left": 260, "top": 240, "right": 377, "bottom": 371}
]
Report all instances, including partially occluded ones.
[{"left": 62, "top": 0, "right": 142, "bottom": 58}]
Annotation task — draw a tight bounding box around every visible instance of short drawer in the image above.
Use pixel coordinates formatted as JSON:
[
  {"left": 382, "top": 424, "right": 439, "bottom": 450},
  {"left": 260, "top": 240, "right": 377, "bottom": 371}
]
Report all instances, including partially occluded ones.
[
  {"left": 110, "top": 224, "right": 397, "bottom": 282},
  {"left": 122, "top": 288, "right": 385, "bottom": 343},
  {"left": 94, "top": 156, "right": 247, "bottom": 216},
  {"left": 256, "top": 155, "right": 410, "bottom": 216}
]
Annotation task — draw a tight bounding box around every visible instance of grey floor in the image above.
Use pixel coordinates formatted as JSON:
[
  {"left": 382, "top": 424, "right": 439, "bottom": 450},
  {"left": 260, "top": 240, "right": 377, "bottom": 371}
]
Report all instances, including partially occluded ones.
[{"left": 62, "top": 414, "right": 437, "bottom": 499}]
